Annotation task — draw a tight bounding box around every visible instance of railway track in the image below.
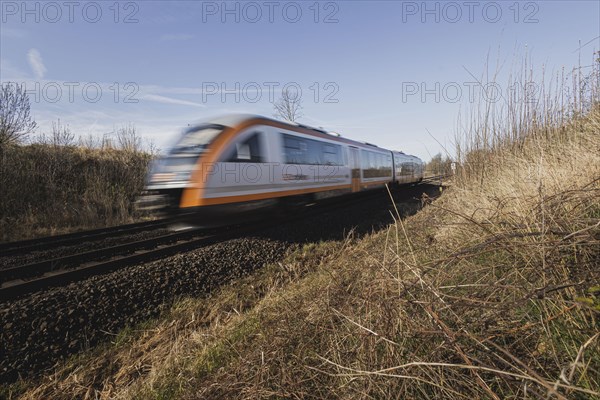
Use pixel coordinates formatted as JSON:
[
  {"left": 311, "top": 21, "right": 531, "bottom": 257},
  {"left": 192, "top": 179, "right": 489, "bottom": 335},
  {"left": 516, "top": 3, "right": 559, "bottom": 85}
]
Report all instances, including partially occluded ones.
[
  {"left": 0, "top": 224, "right": 253, "bottom": 301},
  {"left": 0, "top": 182, "right": 441, "bottom": 301},
  {"left": 0, "top": 219, "right": 173, "bottom": 257},
  {"left": 421, "top": 174, "right": 451, "bottom": 184}
]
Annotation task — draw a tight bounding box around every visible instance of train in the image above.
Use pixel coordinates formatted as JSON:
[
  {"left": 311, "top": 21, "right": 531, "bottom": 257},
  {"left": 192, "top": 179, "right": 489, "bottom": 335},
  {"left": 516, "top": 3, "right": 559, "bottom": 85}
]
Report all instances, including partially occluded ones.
[{"left": 140, "top": 114, "right": 423, "bottom": 219}]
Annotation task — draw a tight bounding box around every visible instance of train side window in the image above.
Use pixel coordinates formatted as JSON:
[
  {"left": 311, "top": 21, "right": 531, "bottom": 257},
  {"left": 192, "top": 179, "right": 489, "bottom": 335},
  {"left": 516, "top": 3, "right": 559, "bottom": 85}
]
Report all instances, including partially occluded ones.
[
  {"left": 283, "top": 134, "right": 306, "bottom": 164},
  {"left": 307, "top": 140, "right": 323, "bottom": 164},
  {"left": 282, "top": 134, "right": 319, "bottom": 165},
  {"left": 283, "top": 133, "right": 343, "bottom": 166},
  {"left": 227, "top": 132, "right": 264, "bottom": 162},
  {"left": 236, "top": 143, "right": 251, "bottom": 160},
  {"left": 323, "top": 144, "right": 341, "bottom": 165},
  {"left": 362, "top": 150, "right": 392, "bottom": 178}
]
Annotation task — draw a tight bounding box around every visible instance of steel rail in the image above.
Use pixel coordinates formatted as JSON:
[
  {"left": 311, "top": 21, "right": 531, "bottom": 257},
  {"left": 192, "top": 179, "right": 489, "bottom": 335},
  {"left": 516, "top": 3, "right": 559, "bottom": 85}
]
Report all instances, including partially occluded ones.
[{"left": 0, "top": 219, "right": 173, "bottom": 257}]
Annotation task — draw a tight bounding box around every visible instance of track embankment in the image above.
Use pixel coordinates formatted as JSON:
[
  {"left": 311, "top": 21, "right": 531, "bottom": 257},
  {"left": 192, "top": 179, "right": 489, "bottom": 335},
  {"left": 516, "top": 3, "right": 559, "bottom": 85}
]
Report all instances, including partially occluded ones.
[{"left": 0, "top": 183, "right": 443, "bottom": 383}]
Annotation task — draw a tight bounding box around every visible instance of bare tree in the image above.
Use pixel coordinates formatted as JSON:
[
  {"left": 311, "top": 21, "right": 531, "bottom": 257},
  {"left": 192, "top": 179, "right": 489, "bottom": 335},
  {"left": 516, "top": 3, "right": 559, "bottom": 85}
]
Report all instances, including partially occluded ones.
[
  {"left": 425, "top": 153, "right": 453, "bottom": 176},
  {"left": 116, "top": 123, "right": 142, "bottom": 152},
  {"left": 0, "top": 82, "right": 37, "bottom": 146},
  {"left": 273, "top": 88, "right": 303, "bottom": 122}
]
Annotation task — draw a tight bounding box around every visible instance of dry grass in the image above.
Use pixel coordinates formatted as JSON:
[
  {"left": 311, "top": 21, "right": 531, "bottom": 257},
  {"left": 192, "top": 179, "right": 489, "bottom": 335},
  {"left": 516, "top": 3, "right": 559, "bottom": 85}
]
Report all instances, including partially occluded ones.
[
  {"left": 0, "top": 144, "right": 151, "bottom": 241},
  {"left": 7, "top": 54, "right": 600, "bottom": 399},
  {"left": 9, "top": 241, "right": 342, "bottom": 399}
]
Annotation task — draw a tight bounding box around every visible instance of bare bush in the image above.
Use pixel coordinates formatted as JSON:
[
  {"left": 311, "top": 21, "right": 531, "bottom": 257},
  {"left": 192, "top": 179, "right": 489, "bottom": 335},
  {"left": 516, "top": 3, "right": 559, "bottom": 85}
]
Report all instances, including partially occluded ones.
[
  {"left": 77, "top": 133, "right": 100, "bottom": 149},
  {"left": 454, "top": 52, "right": 600, "bottom": 184},
  {"left": 53, "top": 119, "right": 74, "bottom": 146},
  {"left": 0, "top": 82, "right": 37, "bottom": 147},
  {"left": 46, "top": 119, "right": 75, "bottom": 146},
  {"left": 0, "top": 145, "right": 152, "bottom": 241},
  {"left": 116, "top": 124, "right": 142, "bottom": 152}
]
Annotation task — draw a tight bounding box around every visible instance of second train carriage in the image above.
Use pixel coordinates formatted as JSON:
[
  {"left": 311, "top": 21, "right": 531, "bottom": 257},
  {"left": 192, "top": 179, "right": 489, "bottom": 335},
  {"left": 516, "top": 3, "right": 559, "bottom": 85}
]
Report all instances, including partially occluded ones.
[{"left": 142, "top": 114, "right": 423, "bottom": 217}]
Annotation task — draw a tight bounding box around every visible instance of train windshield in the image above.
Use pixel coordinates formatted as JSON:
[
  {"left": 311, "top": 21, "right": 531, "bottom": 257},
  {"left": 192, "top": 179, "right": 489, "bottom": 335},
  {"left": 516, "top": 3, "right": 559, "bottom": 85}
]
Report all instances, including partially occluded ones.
[
  {"left": 171, "top": 124, "right": 225, "bottom": 154},
  {"left": 147, "top": 124, "right": 226, "bottom": 185}
]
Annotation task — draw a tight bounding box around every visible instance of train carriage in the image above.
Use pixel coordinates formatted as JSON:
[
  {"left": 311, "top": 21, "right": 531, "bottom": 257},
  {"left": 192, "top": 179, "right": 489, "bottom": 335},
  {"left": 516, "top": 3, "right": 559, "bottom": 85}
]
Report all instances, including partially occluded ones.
[
  {"left": 392, "top": 151, "right": 424, "bottom": 184},
  {"left": 142, "top": 114, "right": 423, "bottom": 218}
]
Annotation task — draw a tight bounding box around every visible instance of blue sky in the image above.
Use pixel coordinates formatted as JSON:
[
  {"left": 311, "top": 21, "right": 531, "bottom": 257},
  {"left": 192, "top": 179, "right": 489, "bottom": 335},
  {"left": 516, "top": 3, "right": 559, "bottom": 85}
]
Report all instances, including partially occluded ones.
[{"left": 1, "top": 0, "right": 598, "bottom": 160}]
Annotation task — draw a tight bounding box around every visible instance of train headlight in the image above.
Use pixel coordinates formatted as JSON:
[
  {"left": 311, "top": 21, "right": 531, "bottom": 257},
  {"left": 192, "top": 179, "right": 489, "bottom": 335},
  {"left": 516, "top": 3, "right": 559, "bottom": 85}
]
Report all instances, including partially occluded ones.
[
  {"left": 151, "top": 171, "right": 191, "bottom": 183},
  {"left": 174, "top": 171, "right": 192, "bottom": 182},
  {"left": 152, "top": 173, "right": 176, "bottom": 182}
]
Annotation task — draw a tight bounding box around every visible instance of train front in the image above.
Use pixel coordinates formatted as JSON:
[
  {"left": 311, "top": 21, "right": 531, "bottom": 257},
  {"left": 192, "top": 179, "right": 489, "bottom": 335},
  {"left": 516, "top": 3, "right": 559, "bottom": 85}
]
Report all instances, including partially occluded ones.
[{"left": 138, "top": 123, "right": 225, "bottom": 217}]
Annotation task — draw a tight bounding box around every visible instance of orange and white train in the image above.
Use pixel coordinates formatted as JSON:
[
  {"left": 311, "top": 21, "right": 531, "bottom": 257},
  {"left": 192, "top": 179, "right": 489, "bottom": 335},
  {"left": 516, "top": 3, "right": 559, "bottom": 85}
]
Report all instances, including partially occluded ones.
[{"left": 142, "top": 114, "right": 423, "bottom": 217}]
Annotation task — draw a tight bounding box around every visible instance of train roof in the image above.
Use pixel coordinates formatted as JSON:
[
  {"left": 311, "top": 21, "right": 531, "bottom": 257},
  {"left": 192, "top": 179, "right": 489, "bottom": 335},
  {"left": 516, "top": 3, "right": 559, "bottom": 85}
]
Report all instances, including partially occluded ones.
[
  {"left": 190, "top": 114, "right": 422, "bottom": 161},
  {"left": 204, "top": 113, "right": 262, "bottom": 127}
]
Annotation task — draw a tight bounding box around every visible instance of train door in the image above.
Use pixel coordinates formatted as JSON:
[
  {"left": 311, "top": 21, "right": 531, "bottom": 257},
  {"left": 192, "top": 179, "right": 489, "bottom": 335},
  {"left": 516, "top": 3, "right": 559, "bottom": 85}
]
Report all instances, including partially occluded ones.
[{"left": 348, "top": 147, "right": 360, "bottom": 192}]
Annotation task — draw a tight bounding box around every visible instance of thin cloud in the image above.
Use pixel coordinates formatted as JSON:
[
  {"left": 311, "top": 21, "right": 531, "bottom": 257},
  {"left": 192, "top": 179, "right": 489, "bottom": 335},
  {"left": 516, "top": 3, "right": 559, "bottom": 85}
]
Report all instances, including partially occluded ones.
[
  {"left": 2, "top": 27, "right": 26, "bottom": 39},
  {"left": 159, "top": 33, "right": 194, "bottom": 42},
  {"left": 0, "top": 59, "right": 29, "bottom": 80},
  {"left": 27, "top": 49, "right": 46, "bottom": 79},
  {"left": 142, "top": 94, "right": 206, "bottom": 108}
]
